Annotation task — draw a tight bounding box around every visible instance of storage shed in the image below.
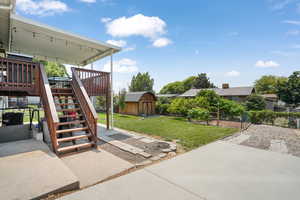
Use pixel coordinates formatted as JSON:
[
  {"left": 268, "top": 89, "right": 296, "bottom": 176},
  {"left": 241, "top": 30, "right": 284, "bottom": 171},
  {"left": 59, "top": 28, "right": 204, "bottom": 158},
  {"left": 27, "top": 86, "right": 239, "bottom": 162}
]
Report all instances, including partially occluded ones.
[{"left": 121, "top": 92, "right": 156, "bottom": 116}]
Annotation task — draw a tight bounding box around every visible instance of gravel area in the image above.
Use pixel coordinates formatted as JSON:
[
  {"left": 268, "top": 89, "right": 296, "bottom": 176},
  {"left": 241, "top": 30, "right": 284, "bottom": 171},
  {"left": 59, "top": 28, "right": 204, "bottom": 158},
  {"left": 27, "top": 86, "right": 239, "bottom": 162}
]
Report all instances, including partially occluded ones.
[
  {"left": 224, "top": 125, "right": 300, "bottom": 157},
  {"left": 97, "top": 140, "right": 146, "bottom": 164}
]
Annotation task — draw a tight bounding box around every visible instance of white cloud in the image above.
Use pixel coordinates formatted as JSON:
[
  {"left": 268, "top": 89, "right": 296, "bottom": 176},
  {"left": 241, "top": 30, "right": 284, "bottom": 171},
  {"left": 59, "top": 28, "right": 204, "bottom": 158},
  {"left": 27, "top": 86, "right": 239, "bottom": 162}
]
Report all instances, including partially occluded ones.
[
  {"left": 268, "top": 0, "right": 295, "bottom": 10},
  {"left": 255, "top": 60, "right": 280, "bottom": 68},
  {"left": 123, "top": 46, "right": 136, "bottom": 52},
  {"left": 16, "top": 0, "right": 69, "bottom": 16},
  {"left": 105, "top": 14, "right": 166, "bottom": 38},
  {"left": 103, "top": 14, "right": 172, "bottom": 47},
  {"left": 286, "top": 30, "right": 300, "bottom": 35},
  {"left": 106, "top": 40, "right": 136, "bottom": 51},
  {"left": 152, "top": 37, "right": 172, "bottom": 48},
  {"left": 101, "top": 17, "right": 112, "bottom": 23},
  {"left": 282, "top": 20, "right": 300, "bottom": 25},
  {"left": 291, "top": 44, "right": 300, "bottom": 48},
  {"left": 102, "top": 58, "right": 138, "bottom": 73},
  {"left": 80, "top": 0, "right": 96, "bottom": 2},
  {"left": 106, "top": 40, "right": 127, "bottom": 47},
  {"left": 225, "top": 70, "right": 240, "bottom": 77}
]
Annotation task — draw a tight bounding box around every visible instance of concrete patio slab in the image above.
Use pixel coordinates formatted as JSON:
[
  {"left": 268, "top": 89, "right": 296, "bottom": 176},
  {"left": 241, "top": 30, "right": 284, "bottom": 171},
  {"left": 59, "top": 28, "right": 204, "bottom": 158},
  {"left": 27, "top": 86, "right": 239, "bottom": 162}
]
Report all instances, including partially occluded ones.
[
  {"left": 0, "top": 139, "right": 79, "bottom": 200},
  {"left": 61, "top": 147, "right": 134, "bottom": 188},
  {"left": 59, "top": 141, "right": 300, "bottom": 200},
  {"left": 147, "top": 141, "right": 300, "bottom": 200},
  {"left": 59, "top": 169, "right": 201, "bottom": 200}
]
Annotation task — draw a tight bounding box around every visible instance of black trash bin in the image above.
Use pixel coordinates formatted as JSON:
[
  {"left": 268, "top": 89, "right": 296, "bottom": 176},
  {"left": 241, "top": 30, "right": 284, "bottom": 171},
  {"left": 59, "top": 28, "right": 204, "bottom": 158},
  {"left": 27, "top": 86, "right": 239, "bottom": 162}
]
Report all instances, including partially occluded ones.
[{"left": 2, "top": 112, "right": 24, "bottom": 126}]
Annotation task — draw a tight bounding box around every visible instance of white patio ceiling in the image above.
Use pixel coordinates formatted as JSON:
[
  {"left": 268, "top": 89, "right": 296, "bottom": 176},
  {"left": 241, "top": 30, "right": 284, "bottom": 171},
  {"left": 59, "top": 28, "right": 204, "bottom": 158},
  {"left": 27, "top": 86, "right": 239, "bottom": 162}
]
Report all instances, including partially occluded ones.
[{"left": 0, "top": 0, "right": 121, "bottom": 66}]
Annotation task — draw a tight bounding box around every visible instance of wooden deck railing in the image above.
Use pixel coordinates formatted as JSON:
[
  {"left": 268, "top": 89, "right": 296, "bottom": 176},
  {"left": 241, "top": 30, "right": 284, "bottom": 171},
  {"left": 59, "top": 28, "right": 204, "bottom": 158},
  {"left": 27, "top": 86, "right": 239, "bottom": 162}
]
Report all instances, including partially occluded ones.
[
  {"left": 39, "top": 64, "right": 59, "bottom": 153},
  {"left": 73, "top": 68, "right": 110, "bottom": 96},
  {"left": 71, "top": 67, "right": 98, "bottom": 143},
  {"left": 0, "top": 57, "right": 40, "bottom": 95}
]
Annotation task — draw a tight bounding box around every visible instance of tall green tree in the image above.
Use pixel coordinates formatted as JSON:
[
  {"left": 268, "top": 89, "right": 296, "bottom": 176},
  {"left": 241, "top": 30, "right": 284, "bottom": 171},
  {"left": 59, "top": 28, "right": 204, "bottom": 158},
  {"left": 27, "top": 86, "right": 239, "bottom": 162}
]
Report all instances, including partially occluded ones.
[
  {"left": 245, "top": 94, "right": 266, "bottom": 111},
  {"left": 159, "top": 81, "right": 185, "bottom": 94},
  {"left": 129, "top": 72, "right": 154, "bottom": 92},
  {"left": 277, "top": 71, "right": 300, "bottom": 107},
  {"left": 41, "top": 61, "right": 68, "bottom": 77},
  {"left": 193, "top": 73, "right": 215, "bottom": 89},
  {"left": 254, "top": 75, "right": 287, "bottom": 94},
  {"left": 118, "top": 88, "right": 127, "bottom": 111},
  {"left": 182, "top": 76, "right": 197, "bottom": 91}
]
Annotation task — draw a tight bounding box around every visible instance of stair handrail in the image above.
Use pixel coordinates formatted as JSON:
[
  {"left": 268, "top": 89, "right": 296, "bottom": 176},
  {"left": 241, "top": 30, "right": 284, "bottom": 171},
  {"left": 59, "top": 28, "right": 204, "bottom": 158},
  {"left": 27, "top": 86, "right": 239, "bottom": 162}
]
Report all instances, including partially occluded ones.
[
  {"left": 71, "top": 67, "right": 98, "bottom": 142},
  {"left": 39, "top": 64, "right": 59, "bottom": 152}
]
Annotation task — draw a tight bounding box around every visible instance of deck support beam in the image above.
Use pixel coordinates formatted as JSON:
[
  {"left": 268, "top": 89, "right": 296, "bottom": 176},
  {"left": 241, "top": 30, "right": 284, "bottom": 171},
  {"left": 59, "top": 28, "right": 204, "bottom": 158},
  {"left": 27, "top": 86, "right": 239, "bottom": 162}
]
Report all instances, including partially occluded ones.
[{"left": 110, "top": 51, "right": 114, "bottom": 130}]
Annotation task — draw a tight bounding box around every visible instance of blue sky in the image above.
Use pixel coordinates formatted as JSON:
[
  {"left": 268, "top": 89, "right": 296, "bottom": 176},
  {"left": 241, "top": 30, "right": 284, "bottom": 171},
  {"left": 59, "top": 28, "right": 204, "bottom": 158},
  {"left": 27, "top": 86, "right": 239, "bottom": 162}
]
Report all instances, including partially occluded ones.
[{"left": 16, "top": 0, "right": 300, "bottom": 92}]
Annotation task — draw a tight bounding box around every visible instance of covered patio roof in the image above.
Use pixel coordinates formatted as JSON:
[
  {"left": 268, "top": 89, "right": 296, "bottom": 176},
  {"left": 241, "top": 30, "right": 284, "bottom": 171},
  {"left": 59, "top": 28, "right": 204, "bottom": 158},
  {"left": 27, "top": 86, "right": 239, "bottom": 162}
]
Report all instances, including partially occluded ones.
[{"left": 0, "top": 0, "right": 121, "bottom": 66}]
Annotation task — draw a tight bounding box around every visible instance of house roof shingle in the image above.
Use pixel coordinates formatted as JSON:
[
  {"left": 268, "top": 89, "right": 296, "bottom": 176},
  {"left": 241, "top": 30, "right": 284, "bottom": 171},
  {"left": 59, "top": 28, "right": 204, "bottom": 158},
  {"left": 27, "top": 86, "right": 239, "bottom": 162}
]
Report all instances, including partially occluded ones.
[
  {"left": 179, "top": 87, "right": 255, "bottom": 97},
  {"left": 156, "top": 94, "right": 179, "bottom": 98}
]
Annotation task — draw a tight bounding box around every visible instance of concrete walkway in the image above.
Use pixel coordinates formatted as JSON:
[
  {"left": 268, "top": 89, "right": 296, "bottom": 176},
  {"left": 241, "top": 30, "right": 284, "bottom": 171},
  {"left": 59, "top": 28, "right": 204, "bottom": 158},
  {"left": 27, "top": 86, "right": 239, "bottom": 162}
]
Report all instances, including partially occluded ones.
[
  {"left": 59, "top": 141, "right": 300, "bottom": 200},
  {"left": 61, "top": 147, "right": 134, "bottom": 188},
  {"left": 0, "top": 139, "right": 79, "bottom": 200}
]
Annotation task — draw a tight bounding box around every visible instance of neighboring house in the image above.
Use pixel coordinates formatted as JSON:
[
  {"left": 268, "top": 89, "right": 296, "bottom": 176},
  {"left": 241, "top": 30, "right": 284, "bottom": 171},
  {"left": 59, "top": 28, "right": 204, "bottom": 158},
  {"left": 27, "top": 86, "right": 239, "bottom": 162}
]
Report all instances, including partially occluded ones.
[
  {"left": 261, "top": 94, "right": 278, "bottom": 111},
  {"left": 156, "top": 94, "right": 179, "bottom": 99},
  {"left": 179, "top": 84, "right": 255, "bottom": 102},
  {"left": 8, "top": 97, "right": 28, "bottom": 107},
  {"left": 120, "top": 91, "right": 156, "bottom": 116}
]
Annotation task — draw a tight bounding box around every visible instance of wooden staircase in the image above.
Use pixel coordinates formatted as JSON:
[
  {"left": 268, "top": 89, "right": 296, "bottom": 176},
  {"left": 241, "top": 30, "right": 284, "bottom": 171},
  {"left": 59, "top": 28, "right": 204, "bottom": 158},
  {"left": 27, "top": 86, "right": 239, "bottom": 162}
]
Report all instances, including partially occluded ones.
[
  {"left": 39, "top": 65, "right": 101, "bottom": 155},
  {"left": 0, "top": 58, "right": 110, "bottom": 155},
  {"left": 52, "top": 87, "right": 97, "bottom": 154}
]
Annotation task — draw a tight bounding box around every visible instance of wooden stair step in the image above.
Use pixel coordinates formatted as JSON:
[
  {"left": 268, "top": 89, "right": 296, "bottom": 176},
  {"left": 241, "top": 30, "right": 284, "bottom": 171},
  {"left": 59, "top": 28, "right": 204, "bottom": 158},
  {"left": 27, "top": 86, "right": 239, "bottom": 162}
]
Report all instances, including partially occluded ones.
[
  {"left": 57, "top": 134, "right": 91, "bottom": 143},
  {"left": 55, "top": 96, "right": 76, "bottom": 100},
  {"left": 53, "top": 93, "right": 73, "bottom": 96},
  {"left": 59, "top": 114, "right": 83, "bottom": 118},
  {"left": 51, "top": 87, "right": 72, "bottom": 91},
  {"left": 57, "top": 108, "right": 80, "bottom": 112},
  {"left": 56, "top": 103, "right": 79, "bottom": 106},
  {"left": 58, "top": 120, "right": 86, "bottom": 126},
  {"left": 56, "top": 127, "right": 88, "bottom": 134},
  {"left": 57, "top": 142, "right": 95, "bottom": 153}
]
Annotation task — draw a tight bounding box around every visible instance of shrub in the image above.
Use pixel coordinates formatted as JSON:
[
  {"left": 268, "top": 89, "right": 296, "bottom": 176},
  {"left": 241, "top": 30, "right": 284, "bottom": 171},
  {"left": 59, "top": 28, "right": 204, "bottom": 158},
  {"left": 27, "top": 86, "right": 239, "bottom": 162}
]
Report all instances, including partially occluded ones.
[
  {"left": 167, "top": 98, "right": 200, "bottom": 116},
  {"left": 245, "top": 94, "right": 266, "bottom": 111},
  {"left": 168, "top": 98, "right": 190, "bottom": 116},
  {"left": 248, "top": 110, "right": 300, "bottom": 125},
  {"left": 155, "top": 102, "right": 169, "bottom": 115},
  {"left": 187, "top": 108, "right": 210, "bottom": 124},
  {"left": 219, "top": 99, "right": 245, "bottom": 118},
  {"left": 196, "top": 90, "right": 220, "bottom": 111},
  {"left": 155, "top": 97, "right": 171, "bottom": 115},
  {"left": 193, "top": 96, "right": 210, "bottom": 109}
]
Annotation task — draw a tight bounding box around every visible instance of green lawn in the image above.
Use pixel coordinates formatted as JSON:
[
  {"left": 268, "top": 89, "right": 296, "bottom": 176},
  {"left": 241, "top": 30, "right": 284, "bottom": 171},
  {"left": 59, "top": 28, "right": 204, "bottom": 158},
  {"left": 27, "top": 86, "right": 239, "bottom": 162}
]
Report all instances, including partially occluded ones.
[{"left": 98, "top": 113, "right": 238, "bottom": 150}]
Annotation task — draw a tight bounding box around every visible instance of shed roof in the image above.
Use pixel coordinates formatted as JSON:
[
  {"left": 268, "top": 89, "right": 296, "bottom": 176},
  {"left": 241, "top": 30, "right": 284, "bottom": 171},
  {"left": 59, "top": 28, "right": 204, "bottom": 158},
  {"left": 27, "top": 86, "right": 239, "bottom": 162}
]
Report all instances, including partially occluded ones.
[
  {"left": 0, "top": 0, "right": 120, "bottom": 65},
  {"left": 180, "top": 87, "right": 255, "bottom": 97},
  {"left": 125, "top": 92, "right": 156, "bottom": 102}
]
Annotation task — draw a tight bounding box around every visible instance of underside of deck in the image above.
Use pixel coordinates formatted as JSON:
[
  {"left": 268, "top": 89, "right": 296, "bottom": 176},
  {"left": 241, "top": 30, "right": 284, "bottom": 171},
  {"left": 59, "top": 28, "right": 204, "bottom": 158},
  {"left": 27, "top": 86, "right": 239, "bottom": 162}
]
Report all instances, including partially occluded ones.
[{"left": 0, "top": 57, "right": 111, "bottom": 155}]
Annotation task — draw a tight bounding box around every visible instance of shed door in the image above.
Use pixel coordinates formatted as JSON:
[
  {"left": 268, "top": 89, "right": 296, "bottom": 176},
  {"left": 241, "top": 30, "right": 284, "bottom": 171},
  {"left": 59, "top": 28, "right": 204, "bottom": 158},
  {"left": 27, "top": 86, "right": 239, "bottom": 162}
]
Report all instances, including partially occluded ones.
[{"left": 141, "top": 101, "right": 153, "bottom": 116}]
